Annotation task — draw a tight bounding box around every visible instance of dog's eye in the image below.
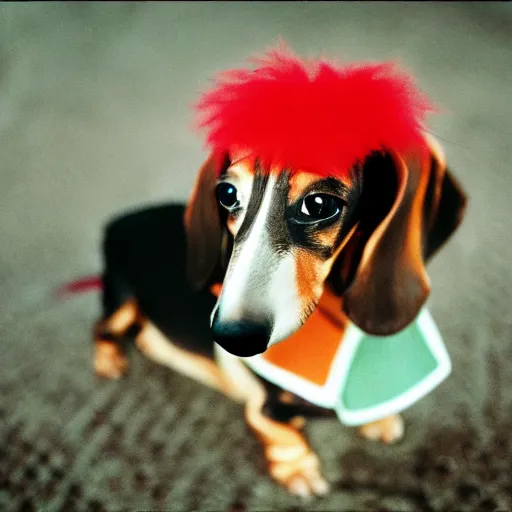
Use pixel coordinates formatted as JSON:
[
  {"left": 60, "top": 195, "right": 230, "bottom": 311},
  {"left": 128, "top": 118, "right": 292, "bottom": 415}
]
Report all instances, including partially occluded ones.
[
  {"left": 298, "top": 194, "right": 342, "bottom": 223},
  {"left": 216, "top": 182, "right": 239, "bottom": 211}
]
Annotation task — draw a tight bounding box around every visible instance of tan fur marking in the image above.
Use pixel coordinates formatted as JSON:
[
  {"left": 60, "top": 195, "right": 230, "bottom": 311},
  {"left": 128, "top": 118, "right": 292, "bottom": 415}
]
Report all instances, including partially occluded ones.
[
  {"left": 94, "top": 340, "right": 129, "bottom": 379},
  {"left": 246, "top": 396, "right": 306, "bottom": 448},
  {"left": 279, "top": 391, "right": 295, "bottom": 404},
  {"left": 359, "top": 414, "right": 404, "bottom": 444},
  {"left": 288, "top": 170, "right": 352, "bottom": 203},
  {"left": 225, "top": 159, "right": 255, "bottom": 180},
  {"left": 288, "top": 171, "right": 321, "bottom": 203},
  {"left": 294, "top": 249, "right": 321, "bottom": 304},
  {"left": 313, "top": 222, "right": 342, "bottom": 247},
  {"left": 294, "top": 222, "right": 359, "bottom": 314},
  {"left": 245, "top": 386, "right": 329, "bottom": 496},
  {"left": 103, "top": 299, "right": 138, "bottom": 336},
  {"left": 135, "top": 320, "right": 238, "bottom": 398},
  {"left": 93, "top": 299, "right": 139, "bottom": 379},
  {"left": 227, "top": 216, "right": 237, "bottom": 233},
  {"left": 290, "top": 416, "right": 306, "bottom": 430}
]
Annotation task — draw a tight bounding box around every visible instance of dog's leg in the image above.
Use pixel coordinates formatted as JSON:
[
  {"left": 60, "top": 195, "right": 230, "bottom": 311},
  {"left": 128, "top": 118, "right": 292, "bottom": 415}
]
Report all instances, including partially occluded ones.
[
  {"left": 247, "top": 396, "right": 330, "bottom": 497},
  {"left": 133, "top": 314, "right": 329, "bottom": 496},
  {"left": 94, "top": 299, "right": 137, "bottom": 379},
  {"left": 216, "top": 348, "right": 329, "bottom": 498},
  {"left": 134, "top": 320, "right": 244, "bottom": 400},
  {"left": 358, "top": 414, "right": 404, "bottom": 444}
]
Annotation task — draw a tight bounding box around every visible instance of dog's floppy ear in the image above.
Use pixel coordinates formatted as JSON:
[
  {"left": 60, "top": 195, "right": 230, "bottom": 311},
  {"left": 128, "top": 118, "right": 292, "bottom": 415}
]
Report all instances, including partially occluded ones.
[
  {"left": 184, "top": 154, "right": 231, "bottom": 289},
  {"left": 341, "top": 136, "right": 467, "bottom": 335},
  {"left": 422, "top": 135, "right": 468, "bottom": 261}
]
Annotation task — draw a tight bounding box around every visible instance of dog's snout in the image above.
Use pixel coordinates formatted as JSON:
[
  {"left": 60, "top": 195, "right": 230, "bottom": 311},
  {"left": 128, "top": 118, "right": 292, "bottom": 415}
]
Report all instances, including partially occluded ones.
[{"left": 211, "top": 315, "right": 270, "bottom": 357}]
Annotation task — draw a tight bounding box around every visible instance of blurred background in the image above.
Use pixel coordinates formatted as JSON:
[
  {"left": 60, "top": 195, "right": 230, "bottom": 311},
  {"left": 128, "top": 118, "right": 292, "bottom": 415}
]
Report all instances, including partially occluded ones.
[{"left": 1, "top": 2, "right": 511, "bottom": 510}]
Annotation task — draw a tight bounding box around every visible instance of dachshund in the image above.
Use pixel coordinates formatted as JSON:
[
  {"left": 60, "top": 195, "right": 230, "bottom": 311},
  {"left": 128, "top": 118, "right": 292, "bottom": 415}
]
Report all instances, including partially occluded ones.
[{"left": 90, "top": 49, "right": 467, "bottom": 497}]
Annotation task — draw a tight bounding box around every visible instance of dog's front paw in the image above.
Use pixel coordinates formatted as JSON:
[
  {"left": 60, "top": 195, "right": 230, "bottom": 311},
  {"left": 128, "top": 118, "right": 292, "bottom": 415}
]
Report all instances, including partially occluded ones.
[
  {"left": 358, "top": 414, "right": 404, "bottom": 444},
  {"left": 94, "top": 341, "right": 128, "bottom": 379},
  {"left": 266, "top": 445, "right": 330, "bottom": 498}
]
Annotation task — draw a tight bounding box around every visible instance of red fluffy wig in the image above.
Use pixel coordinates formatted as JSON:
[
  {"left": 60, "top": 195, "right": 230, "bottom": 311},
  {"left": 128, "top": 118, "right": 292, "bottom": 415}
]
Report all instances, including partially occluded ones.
[{"left": 195, "top": 45, "right": 435, "bottom": 177}]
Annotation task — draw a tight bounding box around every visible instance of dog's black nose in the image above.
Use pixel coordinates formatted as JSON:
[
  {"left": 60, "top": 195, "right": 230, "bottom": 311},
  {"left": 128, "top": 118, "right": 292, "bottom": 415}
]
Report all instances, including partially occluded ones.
[{"left": 211, "top": 315, "right": 270, "bottom": 357}]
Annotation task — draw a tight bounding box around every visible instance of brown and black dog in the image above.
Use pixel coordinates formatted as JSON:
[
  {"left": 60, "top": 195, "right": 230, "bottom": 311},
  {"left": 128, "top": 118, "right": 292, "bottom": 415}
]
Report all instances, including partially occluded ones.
[{"left": 92, "top": 130, "right": 466, "bottom": 496}]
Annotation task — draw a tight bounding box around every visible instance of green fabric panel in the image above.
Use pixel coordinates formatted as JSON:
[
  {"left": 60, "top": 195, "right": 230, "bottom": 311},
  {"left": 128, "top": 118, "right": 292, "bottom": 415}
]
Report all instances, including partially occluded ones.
[{"left": 341, "top": 321, "right": 438, "bottom": 410}]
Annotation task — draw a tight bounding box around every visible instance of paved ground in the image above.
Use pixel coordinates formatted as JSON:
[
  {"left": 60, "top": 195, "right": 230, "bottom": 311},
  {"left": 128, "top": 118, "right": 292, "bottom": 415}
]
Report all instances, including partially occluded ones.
[{"left": 1, "top": 2, "right": 511, "bottom": 510}]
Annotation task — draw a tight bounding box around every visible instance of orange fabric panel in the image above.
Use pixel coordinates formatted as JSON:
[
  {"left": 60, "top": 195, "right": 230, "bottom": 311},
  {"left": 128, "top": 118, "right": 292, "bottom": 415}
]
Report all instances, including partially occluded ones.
[{"left": 263, "top": 308, "right": 344, "bottom": 386}]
